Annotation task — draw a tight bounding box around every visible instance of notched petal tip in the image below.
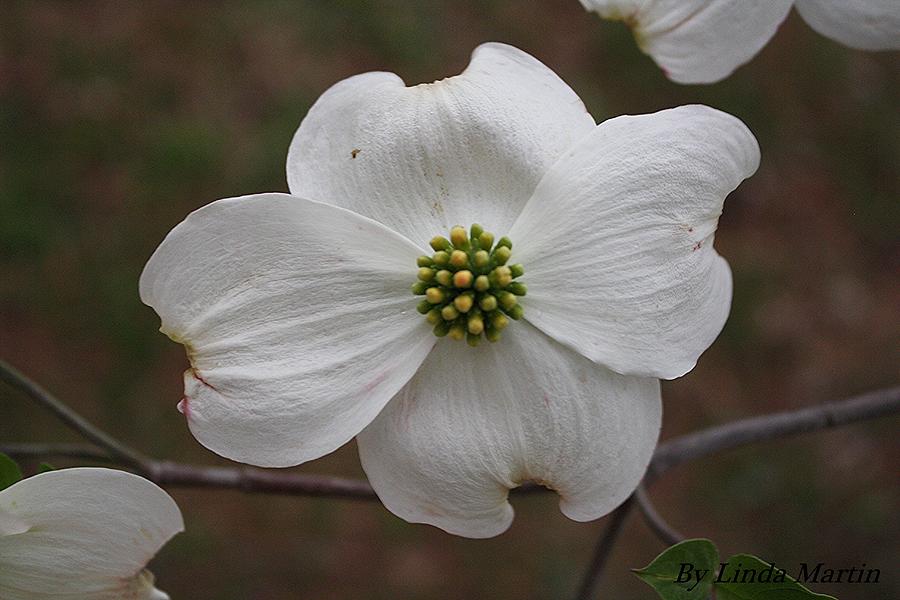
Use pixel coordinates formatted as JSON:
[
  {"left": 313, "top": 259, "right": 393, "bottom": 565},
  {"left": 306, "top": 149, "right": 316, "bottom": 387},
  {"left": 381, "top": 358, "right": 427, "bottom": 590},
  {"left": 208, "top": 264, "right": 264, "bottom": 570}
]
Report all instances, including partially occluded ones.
[
  {"left": 176, "top": 396, "right": 190, "bottom": 418},
  {"left": 380, "top": 492, "right": 516, "bottom": 539},
  {"left": 359, "top": 324, "right": 661, "bottom": 537}
]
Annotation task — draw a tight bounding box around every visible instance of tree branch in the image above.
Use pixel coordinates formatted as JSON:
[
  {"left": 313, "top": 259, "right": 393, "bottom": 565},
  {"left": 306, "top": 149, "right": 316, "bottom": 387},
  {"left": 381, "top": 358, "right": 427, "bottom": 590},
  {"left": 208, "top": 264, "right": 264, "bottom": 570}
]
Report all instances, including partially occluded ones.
[
  {"left": 0, "top": 360, "right": 152, "bottom": 471},
  {"left": 3, "top": 359, "right": 897, "bottom": 600},
  {"left": 0, "top": 442, "right": 114, "bottom": 463},
  {"left": 148, "top": 461, "right": 377, "bottom": 499},
  {"left": 573, "top": 496, "right": 635, "bottom": 600},
  {"left": 634, "top": 484, "right": 683, "bottom": 546},
  {"left": 2, "top": 358, "right": 897, "bottom": 503},
  {"left": 573, "top": 385, "right": 899, "bottom": 599},
  {"left": 647, "top": 385, "right": 900, "bottom": 482}
]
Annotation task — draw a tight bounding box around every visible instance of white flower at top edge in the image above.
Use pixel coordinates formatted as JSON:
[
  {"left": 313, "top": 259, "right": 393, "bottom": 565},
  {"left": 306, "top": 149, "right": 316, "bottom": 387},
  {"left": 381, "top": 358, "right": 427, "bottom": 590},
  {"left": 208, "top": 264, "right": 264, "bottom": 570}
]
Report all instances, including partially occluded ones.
[
  {"left": 140, "top": 42, "right": 760, "bottom": 538},
  {"left": 0, "top": 467, "right": 183, "bottom": 599},
  {"left": 580, "top": 0, "right": 900, "bottom": 84}
]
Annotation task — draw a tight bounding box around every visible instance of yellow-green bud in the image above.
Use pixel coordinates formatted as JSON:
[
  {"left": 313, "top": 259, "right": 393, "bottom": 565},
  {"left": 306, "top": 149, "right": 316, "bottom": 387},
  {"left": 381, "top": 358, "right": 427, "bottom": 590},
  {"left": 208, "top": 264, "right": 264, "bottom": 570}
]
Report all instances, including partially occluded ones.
[
  {"left": 470, "top": 223, "right": 484, "bottom": 242},
  {"left": 453, "top": 294, "right": 474, "bottom": 313},
  {"left": 425, "top": 287, "right": 445, "bottom": 304},
  {"left": 509, "top": 263, "right": 525, "bottom": 278},
  {"left": 449, "top": 250, "right": 469, "bottom": 268},
  {"left": 479, "top": 294, "right": 498, "bottom": 311},
  {"left": 473, "top": 250, "right": 490, "bottom": 269},
  {"left": 433, "top": 251, "right": 450, "bottom": 266},
  {"left": 411, "top": 281, "right": 429, "bottom": 295},
  {"left": 491, "top": 312, "right": 509, "bottom": 331},
  {"left": 466, "top": 332, "right": 481, "bottom": 347},
  {"left": 430, "top": 236, "right": 452, "bottom": 251},
  {"left": 467, "top": 314, "right": 485, "bottom": 335},
  {"left": 448, "top": 323, "right": 466, "bottom": 340},
  {"left": 478, "top": 231, "right": 494, "bottom": 249},
  {"left": 492, "top": 265, "right": 513, "bottom": 287},
  {"left": 506, "top": 282, "right": 527, "bottom": 296},
  {"left": 426, "top": 308, "right": 442, "bottom": 325},
  {"left": 417, "top": 267, "right": 435, "bottom": 282},
  {"left": 450, "top": 225, "right": 469, "bottom": 248},
  {"left": 433, "top": 321, "right": 451, "bottom": 337},
  {"left": 435, "top": 269, "right": 453, "bottom": 286},
  {"left": 498, "top": 291, "right": 517, "bottom": 310},
  {"left": 505, "top": 305, "right": 524, "bottom": 320},
  {"left": 417, "top": 256, "right": 434, "bottom": 267},
  {"left": 493, "top": 246, "right": 511, "bottom": 265},
  {"left": 474, "top": 275, "right": 490, "bottom": 292},
  {"left": 416, "top": 300, "right": 432, "bottom": 314},
  {"left": 441, "top": 305, "right": 460, "bottom": 321},
  {"left": 497, "top": 236, "right": 512, "bottom": 250},
  {"left": 485, "top": 327, "right": 502, "bottom": 343},
  {"left": 453, "top": 270, "right": 473, "bottom": 288}
]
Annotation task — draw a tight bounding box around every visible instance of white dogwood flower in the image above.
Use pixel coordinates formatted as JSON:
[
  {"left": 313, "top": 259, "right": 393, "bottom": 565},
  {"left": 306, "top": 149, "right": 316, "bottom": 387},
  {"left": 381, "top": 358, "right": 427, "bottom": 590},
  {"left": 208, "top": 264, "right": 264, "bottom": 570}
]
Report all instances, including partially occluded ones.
[
  {"left": 580, "top": 0, "right": 900, "bottom": 83},
  {"left": 0, "top": 467, "right": 183, "bottom": 599},
  {"left": 141, "top": 43, "right": 759, "bottom": 538}
]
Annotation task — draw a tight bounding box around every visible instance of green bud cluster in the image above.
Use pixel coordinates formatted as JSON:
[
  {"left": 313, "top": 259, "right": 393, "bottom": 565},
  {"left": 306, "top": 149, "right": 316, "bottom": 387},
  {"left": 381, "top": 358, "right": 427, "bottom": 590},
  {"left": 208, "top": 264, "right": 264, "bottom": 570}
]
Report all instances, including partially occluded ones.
[{"left": 412, "top": 224, "right": 527, "bottom": 346}]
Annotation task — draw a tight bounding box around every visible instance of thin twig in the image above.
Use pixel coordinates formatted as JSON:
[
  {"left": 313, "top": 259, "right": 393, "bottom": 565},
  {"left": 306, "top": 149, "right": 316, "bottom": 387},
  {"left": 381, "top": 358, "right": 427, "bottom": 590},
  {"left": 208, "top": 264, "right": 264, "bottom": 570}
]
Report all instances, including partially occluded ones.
[
  {"left": 0, "top": 360, "right": 153, "bottom": 471},
  {"left": 3, "top": 361, "right": 898, "bottom": 600},
  {"left": 149, "top": 461, "right": 376, "bottom": 500},
  {"left": 647, "top": 385, "right": 900, "bottom": 482},
  {"left": 2, "top": 358, "right": 898, "bottom": 502},
  {"left": 573, "top": 496, "right": 635, "bottom": 600},
  {"left": 0, "top": 442, "right": 115, "bottom": 463},
  {"left": 573, "top": 385, "right": 900, "bottom": 598},
  {"left": 634, "top": 485, "right": 684, "bottom": 546}
]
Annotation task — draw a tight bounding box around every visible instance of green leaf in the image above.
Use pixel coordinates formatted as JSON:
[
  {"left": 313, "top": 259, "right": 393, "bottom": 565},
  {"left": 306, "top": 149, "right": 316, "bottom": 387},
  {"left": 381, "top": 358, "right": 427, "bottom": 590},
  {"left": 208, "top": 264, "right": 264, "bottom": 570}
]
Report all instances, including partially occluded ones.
[
  {"left": 633, "top": 538, "right": 718, "bottom": 600},
  {"left": 715, "top": 554, "right": 838, "bottom": 600},
  {"left": 38, "top": 462, "right": 55, "bottom": 473},
  {"left": 0, "top": 453, "right": 23, "bottom": 491}
]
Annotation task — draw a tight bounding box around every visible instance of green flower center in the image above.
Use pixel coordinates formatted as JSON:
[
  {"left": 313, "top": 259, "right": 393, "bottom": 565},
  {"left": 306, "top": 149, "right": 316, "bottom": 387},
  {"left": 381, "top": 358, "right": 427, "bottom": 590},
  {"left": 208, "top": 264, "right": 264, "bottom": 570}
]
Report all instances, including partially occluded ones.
[{"left": 412, "top": 224, "right": 526, "bottom": 346}]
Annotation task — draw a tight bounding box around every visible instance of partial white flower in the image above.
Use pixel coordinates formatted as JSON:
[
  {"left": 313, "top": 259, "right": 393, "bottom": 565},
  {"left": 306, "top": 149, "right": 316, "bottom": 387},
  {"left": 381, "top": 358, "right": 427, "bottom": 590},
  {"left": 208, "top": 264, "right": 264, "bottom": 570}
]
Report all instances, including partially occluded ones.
[
  {"left": 0, "top": 468, "right": 183, "bottom": 600},
  {"left": 141, "top": 43, "right": 759, "bottom": 537},
  {"left": 579, "top": 0, "right": 900, "bottom": 84},
  {"left": 794, "top": 0, "right": 900, "bottom": 50}
]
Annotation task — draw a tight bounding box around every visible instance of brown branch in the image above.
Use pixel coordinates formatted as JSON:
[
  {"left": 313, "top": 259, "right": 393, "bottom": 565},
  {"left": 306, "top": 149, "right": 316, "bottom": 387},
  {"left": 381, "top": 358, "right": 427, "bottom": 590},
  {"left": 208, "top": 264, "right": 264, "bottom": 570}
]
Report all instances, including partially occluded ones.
[
  {"left": 2, "top": 357, "right": 897, "bottom": 504},
  {"left": 0, "top": 360, "right": 152, "bottom": 471},
  {"left": 572, "top": 385, "right": 899, "bottom": 599},
  {"left": 647, "top": 385, "right": 900, "bottom": 483},
  {"left": 3, "top": 359, "right": 898, "bottom": 600},
  {"left": 148, "top": 461, "right": 376, "bottom": 500},
  {"left": 634, "top": 485, "right": 684, "bottom": 546},
  {"left": 0, "top": 442, "right": 114, "bottom": 463},
  {"left": 573, "top": 496, "right": 635, "bottom": 600}
]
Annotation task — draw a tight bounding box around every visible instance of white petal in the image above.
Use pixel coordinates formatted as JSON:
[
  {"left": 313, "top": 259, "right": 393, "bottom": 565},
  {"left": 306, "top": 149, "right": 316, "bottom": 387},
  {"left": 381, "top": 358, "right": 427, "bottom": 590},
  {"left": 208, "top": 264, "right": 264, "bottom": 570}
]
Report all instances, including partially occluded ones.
[
  {"left": 286, "top": 42, "right": 595, "bottom": 249},
  {"left": 509, "top": 105, "right": 759, "bottom": 380},
  {"left": 0, "top": 468, "right": 183, "bottom": 600},
  {"left": 0, "top": 508, "right": 28, "bottom": 536},
  {"left": 796, "top": 0, "right": 900, "bottom": 50},
  {"left": 357, "top": 322, "right": 661, "bottom": 538},
  {"left": 140, "top": 193, "right": 434, "bottom": 467},
  {"left": 581, "top": 0, "right": 793, "bottom": 84}
]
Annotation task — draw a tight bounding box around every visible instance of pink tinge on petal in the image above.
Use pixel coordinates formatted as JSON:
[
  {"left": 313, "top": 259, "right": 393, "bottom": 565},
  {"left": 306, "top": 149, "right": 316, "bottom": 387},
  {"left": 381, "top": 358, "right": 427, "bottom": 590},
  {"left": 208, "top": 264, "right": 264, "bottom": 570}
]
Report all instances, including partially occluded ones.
[{"left": 176, "top": 396, "right": 190, "bottom": 418}]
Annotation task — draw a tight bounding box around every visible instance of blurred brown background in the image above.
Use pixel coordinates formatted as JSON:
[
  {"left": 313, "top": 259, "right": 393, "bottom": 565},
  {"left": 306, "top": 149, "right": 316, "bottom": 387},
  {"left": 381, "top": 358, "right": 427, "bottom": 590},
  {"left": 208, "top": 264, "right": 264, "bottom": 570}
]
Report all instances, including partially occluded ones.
[{"left": 1, "top": 1, "right": 898, "bottom": 599}]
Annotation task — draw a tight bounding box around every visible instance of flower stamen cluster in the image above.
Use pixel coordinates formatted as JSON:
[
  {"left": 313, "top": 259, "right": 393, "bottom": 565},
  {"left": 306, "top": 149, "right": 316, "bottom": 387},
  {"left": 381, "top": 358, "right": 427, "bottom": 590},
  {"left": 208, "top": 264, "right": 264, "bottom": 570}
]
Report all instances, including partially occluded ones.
[{"left": 412, "top": 224, "right": 526, "bottom": 346}]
